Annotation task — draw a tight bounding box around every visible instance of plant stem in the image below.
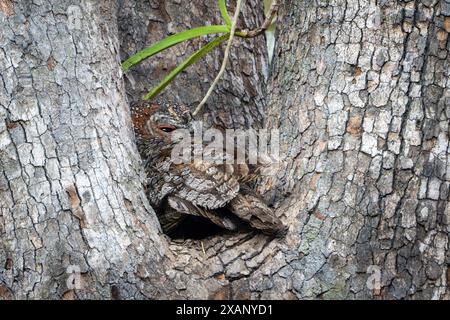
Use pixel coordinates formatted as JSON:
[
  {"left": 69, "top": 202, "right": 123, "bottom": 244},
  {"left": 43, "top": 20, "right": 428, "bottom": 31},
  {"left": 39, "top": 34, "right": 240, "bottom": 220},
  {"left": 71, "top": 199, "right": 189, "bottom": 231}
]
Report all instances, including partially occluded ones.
[
  {"left": 241, "top": 0, "right": 278, "bottom": 38},
  {"left": 193, "top": 0, "right": 243, "bottom": 116}
]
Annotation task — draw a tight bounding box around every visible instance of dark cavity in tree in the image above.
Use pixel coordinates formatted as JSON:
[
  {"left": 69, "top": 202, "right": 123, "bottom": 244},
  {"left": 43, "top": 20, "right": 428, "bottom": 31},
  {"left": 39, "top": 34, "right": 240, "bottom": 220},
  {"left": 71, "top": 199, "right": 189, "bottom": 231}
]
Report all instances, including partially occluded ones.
[{"left": 166, "top": 215, "right": 227, "bottom": 240}]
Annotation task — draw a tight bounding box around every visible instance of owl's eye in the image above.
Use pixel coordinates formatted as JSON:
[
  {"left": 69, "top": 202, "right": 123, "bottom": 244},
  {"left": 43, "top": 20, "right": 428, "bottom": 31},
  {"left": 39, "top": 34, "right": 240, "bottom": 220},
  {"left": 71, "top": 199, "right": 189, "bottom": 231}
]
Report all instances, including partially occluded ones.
[{"left": 158, "top": 124, "right": 176, "bottom": 133}]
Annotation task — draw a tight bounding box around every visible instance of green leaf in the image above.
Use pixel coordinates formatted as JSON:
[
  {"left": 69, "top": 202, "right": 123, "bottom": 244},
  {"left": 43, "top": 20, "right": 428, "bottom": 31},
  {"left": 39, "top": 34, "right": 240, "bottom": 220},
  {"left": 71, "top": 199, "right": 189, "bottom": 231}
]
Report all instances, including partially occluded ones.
[
  {"left": 143, "top": 34, "right": 229, "bottom": 100},
  {"left": 263, "top": 0, "right": 272, "bottom": 16},
  {"left": 121, "top": 25, "right": 230, "bottom": 72},
  {"left": 218, "top": 0, "right": 232, "bottom": 27}
]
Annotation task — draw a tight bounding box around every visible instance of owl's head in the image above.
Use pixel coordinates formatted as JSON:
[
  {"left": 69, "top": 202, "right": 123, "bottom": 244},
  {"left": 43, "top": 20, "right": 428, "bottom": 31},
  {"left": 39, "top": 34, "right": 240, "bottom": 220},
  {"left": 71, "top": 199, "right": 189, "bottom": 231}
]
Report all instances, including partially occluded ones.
[{"left": 131, "top": 100, "right": 192, "bottom": 140}]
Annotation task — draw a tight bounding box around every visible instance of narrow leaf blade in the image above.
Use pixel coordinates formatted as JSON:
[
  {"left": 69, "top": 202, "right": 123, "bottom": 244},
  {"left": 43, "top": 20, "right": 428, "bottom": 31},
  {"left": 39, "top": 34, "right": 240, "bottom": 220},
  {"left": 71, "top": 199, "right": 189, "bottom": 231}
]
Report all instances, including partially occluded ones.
[
  {"left": 122, "top": 25, "right": 229, "bottom": 72},
  {"left": 218, "top": 0, "right": 232, "bottom": 27},
  {"left": 143, "top": 34, "right": 229, "bottom": 100}
]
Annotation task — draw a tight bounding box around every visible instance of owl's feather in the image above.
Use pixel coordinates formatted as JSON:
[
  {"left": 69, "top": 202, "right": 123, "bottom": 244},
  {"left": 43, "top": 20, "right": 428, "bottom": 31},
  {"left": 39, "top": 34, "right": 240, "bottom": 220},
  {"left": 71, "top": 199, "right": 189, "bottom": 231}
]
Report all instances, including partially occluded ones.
[{"left": 131, "top": 100, "right": 286, "bottom": 236}]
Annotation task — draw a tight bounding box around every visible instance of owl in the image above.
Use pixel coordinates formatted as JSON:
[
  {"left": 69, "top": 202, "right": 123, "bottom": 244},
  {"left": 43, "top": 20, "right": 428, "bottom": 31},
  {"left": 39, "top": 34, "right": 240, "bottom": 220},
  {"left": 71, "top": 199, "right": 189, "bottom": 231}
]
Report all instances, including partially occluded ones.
[{"left": 130, "top": 100, "right": 286, "bottom": 237}]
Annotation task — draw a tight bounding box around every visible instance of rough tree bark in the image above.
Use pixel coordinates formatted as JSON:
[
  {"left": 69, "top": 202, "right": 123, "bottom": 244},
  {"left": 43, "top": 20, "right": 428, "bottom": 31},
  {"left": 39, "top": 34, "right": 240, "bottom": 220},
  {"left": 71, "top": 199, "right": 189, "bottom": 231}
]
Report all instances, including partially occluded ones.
[
  {"left": 262, "top": 0, "right": 450, "bottom": 299},
  {"left": 0, "top": 0, "right": 449, "bottom": 300},
  {"left": 0, "top": 0, "right": 168, "bottom": 299}
]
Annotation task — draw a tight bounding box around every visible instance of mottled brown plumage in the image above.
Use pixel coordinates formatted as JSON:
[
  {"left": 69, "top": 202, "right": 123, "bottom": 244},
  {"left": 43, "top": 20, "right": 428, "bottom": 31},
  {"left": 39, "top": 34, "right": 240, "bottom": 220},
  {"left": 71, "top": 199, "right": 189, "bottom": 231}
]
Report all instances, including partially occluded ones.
[{"left": 131, "top": 100, "right": 286, "bottom": 237}]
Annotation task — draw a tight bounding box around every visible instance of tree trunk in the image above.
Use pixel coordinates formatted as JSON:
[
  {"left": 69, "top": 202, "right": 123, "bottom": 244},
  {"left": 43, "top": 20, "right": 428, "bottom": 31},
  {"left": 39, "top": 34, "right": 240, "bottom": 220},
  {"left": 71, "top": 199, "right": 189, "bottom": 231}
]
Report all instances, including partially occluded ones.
[
  {"left": 262, "top": 0, "right": 449, "bottom": 299},
  {"left": 0, "top": 0, "right": 168, "bottom": 299},
  {"left": 0, "top": 0, "right": 449, "bottom": 300}
]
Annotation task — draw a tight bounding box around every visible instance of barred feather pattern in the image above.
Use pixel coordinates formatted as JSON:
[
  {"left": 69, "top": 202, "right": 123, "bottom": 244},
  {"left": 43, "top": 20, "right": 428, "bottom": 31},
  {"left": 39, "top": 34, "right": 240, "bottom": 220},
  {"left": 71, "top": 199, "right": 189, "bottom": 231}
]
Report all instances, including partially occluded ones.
[{"left": 131, "top": 100, "right": 286, "bottom": 236}]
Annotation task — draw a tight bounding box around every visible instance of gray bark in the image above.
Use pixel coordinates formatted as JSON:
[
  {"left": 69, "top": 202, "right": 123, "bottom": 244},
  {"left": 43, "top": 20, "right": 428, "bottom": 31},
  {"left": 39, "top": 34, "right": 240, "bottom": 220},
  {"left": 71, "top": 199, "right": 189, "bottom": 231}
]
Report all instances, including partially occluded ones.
[
  {"left": 0, "top": 0, "right": 449, "bottom": 300},
  {"left": 262, "top": 0, "right": 450, "bottom": 299},
  {"left": 0, "top": 0, "right": 168, "bottom": 299}
]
